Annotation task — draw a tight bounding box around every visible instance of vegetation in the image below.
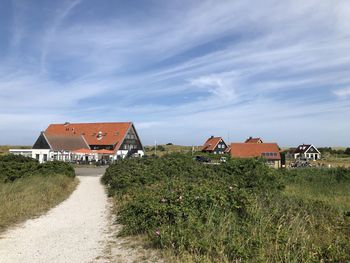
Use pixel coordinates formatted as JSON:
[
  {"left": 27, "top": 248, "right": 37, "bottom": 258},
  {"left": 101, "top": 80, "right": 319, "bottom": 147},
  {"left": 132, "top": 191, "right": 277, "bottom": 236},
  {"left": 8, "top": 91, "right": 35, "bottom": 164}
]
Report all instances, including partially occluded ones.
[
  {"left": 102, "top": 154, "right": 350, "bottom": 262},
  {"left": 0, "top": 145, "right": 31, "bottom": 155},
  {"left": 144, "top": 145, "right": 200, "bottom": 157},
  {"left": 0, "top": 154, "right": 75, "bottom": 183},
  {"left": 0, "top": 155, "right": 77, "bottom": 232},
  {"left": 282, "top": 167, "right": 350, "bottom": 211},
  {"left": 318, "top": 147, "right": 348, "bottom": 156}
]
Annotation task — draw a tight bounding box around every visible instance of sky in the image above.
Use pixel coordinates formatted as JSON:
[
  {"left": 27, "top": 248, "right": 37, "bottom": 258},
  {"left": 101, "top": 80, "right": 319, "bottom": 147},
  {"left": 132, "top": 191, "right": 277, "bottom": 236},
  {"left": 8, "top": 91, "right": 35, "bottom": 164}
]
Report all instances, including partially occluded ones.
[{"left": 0, "top": 0, "right": 350, "bottom": 147}]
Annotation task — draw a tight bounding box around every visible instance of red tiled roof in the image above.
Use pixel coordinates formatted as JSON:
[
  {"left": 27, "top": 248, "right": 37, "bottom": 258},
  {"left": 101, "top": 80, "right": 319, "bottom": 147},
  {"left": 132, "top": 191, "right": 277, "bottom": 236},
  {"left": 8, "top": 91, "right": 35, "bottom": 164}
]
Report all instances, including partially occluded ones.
[
  {"left": 45, "top": 122, "right": 132, "bottom": 151},
  {"left": 230, "top": 143, "right": 281, "bottom": 160},
  {"left": 73, "top": 148, "right": 93, "bottom": 154},
  {"left": 245, "top": 137, "right": 263, "bottom": 143},
  {"left": 202, "top": 137, "right": 223, "bottom": 151},
  {"left": 93, "top": 149, "right": 115, "bottom": 154}
]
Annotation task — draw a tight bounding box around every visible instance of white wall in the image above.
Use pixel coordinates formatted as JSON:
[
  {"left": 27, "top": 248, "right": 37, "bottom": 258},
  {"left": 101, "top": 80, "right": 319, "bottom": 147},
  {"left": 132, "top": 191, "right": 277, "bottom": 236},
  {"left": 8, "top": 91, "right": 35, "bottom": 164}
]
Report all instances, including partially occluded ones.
[
  {"left": 31, "top": 149, "right": 51, "bottom": 163},
  {"left": 9, "top": 149, "right": 33, "bottom": 158}
]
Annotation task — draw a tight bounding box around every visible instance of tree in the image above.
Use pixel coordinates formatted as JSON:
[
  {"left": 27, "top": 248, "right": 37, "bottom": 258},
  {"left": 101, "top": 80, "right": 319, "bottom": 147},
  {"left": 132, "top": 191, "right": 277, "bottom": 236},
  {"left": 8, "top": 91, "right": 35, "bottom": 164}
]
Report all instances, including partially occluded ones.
[{"left": 345, "top": 148, "right": 350, "bottom": 155}]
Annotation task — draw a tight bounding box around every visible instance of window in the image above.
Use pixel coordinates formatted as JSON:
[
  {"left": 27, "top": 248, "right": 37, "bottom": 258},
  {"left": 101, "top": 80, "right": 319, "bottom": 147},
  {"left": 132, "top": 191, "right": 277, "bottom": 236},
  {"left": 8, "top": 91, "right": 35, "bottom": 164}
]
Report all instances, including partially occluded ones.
[
  {"left": 43, "top": 154, "right": 47, "bottom": 162},
  {"left": 35, "top": 154, "right": 40, "bottom": 160}
]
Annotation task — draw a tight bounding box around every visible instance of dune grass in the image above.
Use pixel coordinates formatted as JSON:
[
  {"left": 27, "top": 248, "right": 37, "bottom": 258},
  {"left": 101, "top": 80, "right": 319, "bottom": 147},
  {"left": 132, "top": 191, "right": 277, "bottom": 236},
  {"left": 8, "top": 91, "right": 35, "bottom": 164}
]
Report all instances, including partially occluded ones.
[
  {"left": 285, "top": 182, "right": 350, "bottom": 211},
  {"left": 0, "top": 174, "right": 78, "bottom": 233},
  {"left": 144, "top": 145, "right": 200, "bottom": 157}
]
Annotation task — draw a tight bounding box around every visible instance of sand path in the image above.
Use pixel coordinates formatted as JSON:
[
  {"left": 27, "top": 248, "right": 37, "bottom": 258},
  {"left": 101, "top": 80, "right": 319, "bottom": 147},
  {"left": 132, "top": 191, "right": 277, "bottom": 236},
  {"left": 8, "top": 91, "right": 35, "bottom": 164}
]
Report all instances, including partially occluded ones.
[{"left": 0, "top": 170, "right": 109, "bottom": 263}]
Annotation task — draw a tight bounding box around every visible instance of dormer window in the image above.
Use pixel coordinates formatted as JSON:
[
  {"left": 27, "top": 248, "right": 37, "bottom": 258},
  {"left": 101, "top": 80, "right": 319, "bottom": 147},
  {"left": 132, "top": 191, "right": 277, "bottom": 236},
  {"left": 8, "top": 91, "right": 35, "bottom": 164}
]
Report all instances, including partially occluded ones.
[{"left": 97, "top": 131, "right": 103, "bottom": 140}]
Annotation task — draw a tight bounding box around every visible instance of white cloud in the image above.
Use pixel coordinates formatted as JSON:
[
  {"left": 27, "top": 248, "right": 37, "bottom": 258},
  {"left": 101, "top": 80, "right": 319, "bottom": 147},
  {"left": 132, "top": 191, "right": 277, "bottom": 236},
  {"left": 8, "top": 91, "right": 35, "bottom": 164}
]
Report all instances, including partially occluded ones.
[
  {"left": 334, "top": 87, "right": 350, "bottom": 98},
  {"left": 1, "top": 0, "right": 350, "bottom": 145},
  {"left": 190, "top": 75, "right": 236, "bottom": 102}
]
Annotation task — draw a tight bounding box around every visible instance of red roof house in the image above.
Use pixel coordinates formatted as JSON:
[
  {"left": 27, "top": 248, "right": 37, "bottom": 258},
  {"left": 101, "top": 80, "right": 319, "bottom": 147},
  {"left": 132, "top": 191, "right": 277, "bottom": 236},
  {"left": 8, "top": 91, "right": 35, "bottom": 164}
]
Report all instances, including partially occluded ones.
[
  {"left": 201, "top": 136, "right": 228, "bottom": 154},
  {"left": 230, "top": 143, "right": 281, "bottom": 168},
  {"left": 45, "top": 122, "right": 143, "bottom": 154}
]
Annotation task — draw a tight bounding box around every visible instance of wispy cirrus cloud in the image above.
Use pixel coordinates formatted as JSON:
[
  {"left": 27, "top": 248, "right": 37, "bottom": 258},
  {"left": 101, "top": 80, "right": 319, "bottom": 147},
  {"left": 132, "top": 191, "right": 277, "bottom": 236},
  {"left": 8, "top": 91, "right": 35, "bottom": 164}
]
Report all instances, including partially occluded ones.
[{"left": 0, "top": 0, "right": 350, "bottom": 146}]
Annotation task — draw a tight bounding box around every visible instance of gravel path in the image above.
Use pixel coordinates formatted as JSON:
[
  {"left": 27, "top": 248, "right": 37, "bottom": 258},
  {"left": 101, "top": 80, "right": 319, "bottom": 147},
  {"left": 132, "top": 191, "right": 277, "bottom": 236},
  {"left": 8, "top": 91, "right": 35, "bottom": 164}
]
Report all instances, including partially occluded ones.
[{"left": 0, "top": 171, "right": 109, "bottom": 263}]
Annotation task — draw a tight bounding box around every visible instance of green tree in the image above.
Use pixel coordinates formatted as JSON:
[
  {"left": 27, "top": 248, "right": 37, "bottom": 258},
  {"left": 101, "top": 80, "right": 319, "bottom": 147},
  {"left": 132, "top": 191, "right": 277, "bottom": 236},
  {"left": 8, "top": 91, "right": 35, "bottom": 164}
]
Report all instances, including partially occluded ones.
[{"left": 345, "top": 148, "right": 350, "bottom": 155}]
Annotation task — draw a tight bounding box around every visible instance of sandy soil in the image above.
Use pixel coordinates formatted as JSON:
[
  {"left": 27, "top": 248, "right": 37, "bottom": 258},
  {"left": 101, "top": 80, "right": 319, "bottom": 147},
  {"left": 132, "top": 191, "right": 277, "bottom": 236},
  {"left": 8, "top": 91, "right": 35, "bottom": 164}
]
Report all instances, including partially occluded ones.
[
  {"left": 0, "top": 168, "right": 162, "bottom": 263},
  {"left": 0, "top": 170, "right": 109, "bottom": 263}
]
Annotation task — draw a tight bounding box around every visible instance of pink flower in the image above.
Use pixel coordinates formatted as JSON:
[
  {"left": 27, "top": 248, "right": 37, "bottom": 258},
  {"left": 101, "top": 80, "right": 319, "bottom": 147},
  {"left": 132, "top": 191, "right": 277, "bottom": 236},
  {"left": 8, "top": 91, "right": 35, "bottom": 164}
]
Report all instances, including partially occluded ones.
[{"left": 155, "top": 229, "right": 160, "bottom": 236}]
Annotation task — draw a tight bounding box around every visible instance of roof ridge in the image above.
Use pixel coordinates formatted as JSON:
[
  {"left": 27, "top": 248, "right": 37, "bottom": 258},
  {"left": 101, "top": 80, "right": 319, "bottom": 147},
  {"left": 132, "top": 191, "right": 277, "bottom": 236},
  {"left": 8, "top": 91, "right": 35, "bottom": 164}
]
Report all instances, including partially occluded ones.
[{"left": 49, "top": 122, "right": 132, "bottom": 125}]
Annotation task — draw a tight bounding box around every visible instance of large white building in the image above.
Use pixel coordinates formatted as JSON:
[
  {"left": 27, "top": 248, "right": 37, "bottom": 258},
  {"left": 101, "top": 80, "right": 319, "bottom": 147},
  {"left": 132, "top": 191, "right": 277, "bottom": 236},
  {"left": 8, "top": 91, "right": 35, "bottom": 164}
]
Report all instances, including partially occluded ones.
[{"left": 10, "top": 122, "right": 144, "bottom": 163}]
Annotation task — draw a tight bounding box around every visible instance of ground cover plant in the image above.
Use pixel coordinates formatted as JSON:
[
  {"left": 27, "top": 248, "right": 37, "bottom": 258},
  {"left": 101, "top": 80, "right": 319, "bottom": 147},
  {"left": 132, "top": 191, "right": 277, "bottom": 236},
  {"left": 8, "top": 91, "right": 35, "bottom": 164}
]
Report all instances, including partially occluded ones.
[
  {"left": 0, "top": 155, "right": 77, "bottom": 232},
  {"left": 102, "top": 154, "right": 350, "bottom": 262}
]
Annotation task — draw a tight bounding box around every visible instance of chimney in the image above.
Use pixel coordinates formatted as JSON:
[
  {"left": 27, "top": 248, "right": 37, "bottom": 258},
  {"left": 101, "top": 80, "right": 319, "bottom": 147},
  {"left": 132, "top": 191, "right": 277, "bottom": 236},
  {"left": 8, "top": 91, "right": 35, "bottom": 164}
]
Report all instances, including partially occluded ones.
[{"left": 210, "top": 135, "right": 214, "bottom": 139}]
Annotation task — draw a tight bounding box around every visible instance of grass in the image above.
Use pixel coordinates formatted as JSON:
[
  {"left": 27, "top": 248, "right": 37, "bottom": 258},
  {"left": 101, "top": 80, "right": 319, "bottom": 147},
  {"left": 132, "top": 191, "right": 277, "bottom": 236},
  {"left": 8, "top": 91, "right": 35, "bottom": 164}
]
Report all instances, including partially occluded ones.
[
  {"left": 316, "top": 156, "right": 350, "bottom": 168},
  {"left": 284, "top": 172, "right": 350, "bottom": 211},
  {"left": 0, "top": 174, "right": 78, "bottom": 233},
  {"left": 144, "top": 145, "right": 200, "bottom": 157},
  {"left": 0, "top": 145, "right": 31, "bottom": 155}
]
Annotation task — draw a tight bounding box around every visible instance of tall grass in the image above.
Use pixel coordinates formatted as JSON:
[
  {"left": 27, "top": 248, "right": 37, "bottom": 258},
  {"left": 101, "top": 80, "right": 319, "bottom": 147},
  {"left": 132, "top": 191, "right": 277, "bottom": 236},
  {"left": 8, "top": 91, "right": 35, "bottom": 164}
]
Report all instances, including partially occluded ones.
[
  {"left": 0, "top": 155, "right": 78, "bottom": 233},
  {"left": 283, "top": 167, "right": 350, "bottom": 211},
  {"left": 0, "top": 174, "right": 78, "bottom": 233}
]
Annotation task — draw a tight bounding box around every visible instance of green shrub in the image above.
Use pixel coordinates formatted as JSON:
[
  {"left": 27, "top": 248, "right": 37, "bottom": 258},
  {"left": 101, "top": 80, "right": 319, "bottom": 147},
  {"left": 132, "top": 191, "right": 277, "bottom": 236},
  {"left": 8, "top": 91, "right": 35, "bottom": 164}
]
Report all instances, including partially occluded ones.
[
  {"left": 0, "top": 155, "right": 75, "bottom": 183},
  {"left": 102, "top": 154, "right": 350, "bottom": 262}
]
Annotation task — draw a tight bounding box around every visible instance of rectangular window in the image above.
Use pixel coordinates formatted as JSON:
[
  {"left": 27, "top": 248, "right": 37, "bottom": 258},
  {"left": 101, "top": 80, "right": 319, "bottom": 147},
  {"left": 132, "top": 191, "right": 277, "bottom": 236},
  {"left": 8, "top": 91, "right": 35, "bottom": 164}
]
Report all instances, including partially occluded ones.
[
  {"left": 35, "top": 154, "right": 40, "bottom": 160},
  {"left": 43, "top": 154, "right": 47, "bottom": 162}
]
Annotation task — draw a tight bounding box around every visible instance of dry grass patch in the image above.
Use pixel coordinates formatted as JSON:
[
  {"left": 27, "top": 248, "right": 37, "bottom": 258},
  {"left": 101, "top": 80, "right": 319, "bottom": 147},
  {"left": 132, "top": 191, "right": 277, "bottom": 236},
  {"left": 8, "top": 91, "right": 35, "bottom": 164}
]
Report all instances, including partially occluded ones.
[
  {"left": 0, "top": 175, "right": 78, "bottom": 233},
  {"left": 144, "top": 145, "right": 200, "bottom": 157}
]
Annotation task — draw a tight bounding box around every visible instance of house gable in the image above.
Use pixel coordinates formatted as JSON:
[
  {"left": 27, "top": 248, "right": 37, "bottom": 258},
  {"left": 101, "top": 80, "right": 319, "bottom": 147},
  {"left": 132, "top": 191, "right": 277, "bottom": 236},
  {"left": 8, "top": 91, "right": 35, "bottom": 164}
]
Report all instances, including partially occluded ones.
[
  {"left": 245, "top": 137, "right": 263, "bottom": 143},
  {"left": 32, "top": 132, "right": 51, "bottom": 149},
  {"left": 119, "top": 124, "right": 144, "bottom": 151},
  {"left": 202, "top": 136, "right": 228, "bottom": 154},
  {"left": 305, "top": 145, "right": 320, "bottom": 154}
]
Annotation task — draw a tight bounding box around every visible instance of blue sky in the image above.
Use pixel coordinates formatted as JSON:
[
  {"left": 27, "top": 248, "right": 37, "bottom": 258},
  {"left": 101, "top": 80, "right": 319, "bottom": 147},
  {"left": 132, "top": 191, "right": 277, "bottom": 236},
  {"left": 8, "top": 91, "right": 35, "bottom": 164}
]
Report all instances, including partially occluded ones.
[{"left": 1, "top": 0, "right": 350, "bottom": 146}]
